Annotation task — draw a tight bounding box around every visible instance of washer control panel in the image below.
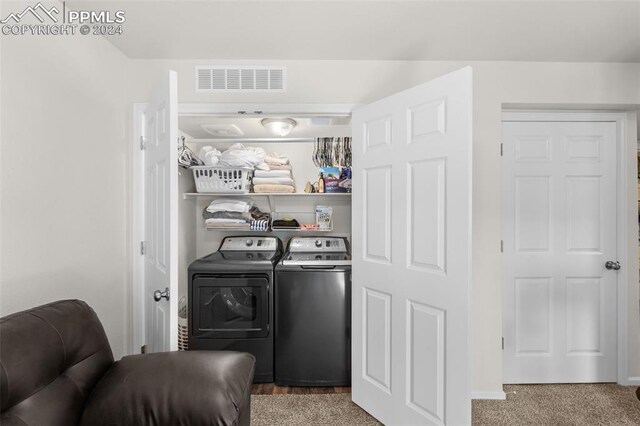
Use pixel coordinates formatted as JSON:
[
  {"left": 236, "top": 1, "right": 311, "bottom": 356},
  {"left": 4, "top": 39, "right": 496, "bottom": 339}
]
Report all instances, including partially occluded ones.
[
  {"left": 220, "top": 236, "right": 278, "bottom": 251},
  {"left": 288, "top": 237, "right": 348, "bottom": 253}
]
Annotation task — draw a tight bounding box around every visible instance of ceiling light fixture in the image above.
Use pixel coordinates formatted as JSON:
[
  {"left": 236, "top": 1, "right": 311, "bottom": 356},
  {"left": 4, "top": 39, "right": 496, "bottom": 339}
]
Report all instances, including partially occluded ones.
[{"left": 261, "top": 118, "right": 297, "bottom": 137}]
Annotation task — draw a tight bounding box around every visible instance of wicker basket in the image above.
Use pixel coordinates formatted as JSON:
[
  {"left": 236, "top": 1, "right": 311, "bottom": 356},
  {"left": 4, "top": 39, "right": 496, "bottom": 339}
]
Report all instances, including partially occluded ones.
[
  {"left": 178, "top": 297, "right": 188, "bottom": 351},
  {"left": 192, "top": 166, "right": 253, "bottom": 193}
]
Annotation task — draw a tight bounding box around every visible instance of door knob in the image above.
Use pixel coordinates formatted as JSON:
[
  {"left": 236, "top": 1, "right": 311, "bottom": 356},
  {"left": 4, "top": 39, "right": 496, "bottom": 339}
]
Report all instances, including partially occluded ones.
[
  {"left": 153, "top": 287, "right": 170, "bottom": 301},
  {"left": 605, "top": 261, "right": 621, "bottom": 271}
]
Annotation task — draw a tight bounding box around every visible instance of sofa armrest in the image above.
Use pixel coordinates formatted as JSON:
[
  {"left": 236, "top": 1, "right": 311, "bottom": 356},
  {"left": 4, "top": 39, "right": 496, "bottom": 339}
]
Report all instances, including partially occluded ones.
[{"left": 80, "top": 351, "right": 255, "bottom": 426}]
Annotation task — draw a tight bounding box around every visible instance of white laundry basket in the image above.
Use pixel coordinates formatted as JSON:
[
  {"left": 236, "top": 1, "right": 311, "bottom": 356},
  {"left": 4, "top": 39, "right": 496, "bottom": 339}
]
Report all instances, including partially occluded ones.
[{"left": 191, "top": 166, "right": 253, "bottom": 193}]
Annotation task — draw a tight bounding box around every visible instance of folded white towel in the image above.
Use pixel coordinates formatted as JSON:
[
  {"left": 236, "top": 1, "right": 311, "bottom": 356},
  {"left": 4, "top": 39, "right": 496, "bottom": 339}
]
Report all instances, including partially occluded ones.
[
  {"left": 252, "top": 177, "right": 295, "bottom": 186},
  {"left": 205, "top": 219, "right": 250, "bottom": 228},
  {"left": 254, "top": 170, "right": 292, "bottom": 178},
  {"left": 206, "top": 198, "right": 254, "bottom": 213},
  {"left": 207, "top": 204, "right": 251, "bottom": 213},
  {"left": 204, "top": 218, "right": 247, "bottom": 224},
  {"left": 265, "top": 163, "right": 292, "bottom": 171},
  {"left": 253, "top": 184, "right": 295, "bottom": 193},
  {"left": 265, "top": 153, "right": 289, "bottom": 166},
  {"left": 209, "top": 197, "right": 253, "bottom": 205}
]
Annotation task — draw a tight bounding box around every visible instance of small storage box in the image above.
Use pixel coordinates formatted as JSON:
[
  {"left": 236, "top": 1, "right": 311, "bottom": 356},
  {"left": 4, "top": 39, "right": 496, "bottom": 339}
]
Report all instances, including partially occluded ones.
[{"left": 192, "top": 166, "right": 253, "bottom": 193}]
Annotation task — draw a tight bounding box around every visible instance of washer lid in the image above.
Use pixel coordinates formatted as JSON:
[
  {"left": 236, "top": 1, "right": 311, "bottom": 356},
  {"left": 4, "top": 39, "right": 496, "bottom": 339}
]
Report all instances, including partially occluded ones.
[
  {"left": 220, "top": 251, "right": 281, "bottom": 262},
  {"left": 197, "top": 249, "right": 281, "bottom": 265}
]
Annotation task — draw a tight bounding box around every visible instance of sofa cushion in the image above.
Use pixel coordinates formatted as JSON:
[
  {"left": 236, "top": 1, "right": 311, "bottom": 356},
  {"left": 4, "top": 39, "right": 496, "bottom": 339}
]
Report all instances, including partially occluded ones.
[
  {"left": 0, "top": 300, "right": 114, "bottom": 426},
  {"left": 80, "top": 351, "right": 255, "bottom": 426}
]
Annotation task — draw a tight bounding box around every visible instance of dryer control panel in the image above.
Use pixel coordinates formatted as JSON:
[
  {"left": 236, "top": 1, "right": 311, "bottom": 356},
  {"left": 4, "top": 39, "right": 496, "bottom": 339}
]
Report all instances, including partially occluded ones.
[
  {"left": 220, "top": 236, "right": 279, "bottom": 251},
  {"left": 288, "top": 237, "right": 348, "bottom": 253}
]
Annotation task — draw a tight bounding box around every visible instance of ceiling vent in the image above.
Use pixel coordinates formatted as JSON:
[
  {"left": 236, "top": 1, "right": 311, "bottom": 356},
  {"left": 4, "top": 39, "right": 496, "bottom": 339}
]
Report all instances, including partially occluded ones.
[
  {"left": 200, "top": 124, "right": 244, "bottom": 137},
  {"left": 196, "top": 66, "right": 286, "bottom": 93}
]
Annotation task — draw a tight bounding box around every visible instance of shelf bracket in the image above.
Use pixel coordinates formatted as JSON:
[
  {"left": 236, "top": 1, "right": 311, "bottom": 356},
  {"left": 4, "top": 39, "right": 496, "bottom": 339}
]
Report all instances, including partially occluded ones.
[{"left": 266, "top": 195, "right": 274, "bottom": 214}]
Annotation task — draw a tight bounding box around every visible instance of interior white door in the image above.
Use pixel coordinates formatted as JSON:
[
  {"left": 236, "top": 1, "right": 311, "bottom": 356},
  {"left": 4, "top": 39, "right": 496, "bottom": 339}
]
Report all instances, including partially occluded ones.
[
  {"left": 502, "top": 120, "right": 618, "bottom": 383},
  {"left": 352, "top": 67, "right": 473, "bottom": 425},
  {"left": 143, "top": 71, "right": 179, "bottom": 352}
]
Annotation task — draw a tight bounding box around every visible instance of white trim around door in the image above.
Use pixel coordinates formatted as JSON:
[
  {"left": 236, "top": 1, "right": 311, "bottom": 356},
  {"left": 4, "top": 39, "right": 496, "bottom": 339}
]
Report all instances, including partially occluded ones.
[
  {"left": 502, "top": 111, "right": 631, "bottom": 385},
  {"left": 130, "top": 102, "right": 358, "bottom": 355},
  {"left": 131, "top": 103, "right": 147, "bottom": 355},
  {"left": 471, "top": 391, "right": 507, "bottom": 400}
]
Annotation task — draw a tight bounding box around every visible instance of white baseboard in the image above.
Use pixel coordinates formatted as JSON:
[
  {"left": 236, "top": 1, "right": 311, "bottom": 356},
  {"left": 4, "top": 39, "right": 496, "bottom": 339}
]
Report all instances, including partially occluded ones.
[
  {"left": 471, "top": 391, "right": 507, "bottom": 400},
  {"left": 626, "top": 377, "right": 640, "bottom": 386}
]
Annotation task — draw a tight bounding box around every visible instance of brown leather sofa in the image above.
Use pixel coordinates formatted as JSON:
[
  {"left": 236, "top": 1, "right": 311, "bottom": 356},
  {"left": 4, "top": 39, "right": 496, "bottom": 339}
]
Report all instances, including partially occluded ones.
[{"left": 0, "top": 300, "right": 255, "bottom": 426}]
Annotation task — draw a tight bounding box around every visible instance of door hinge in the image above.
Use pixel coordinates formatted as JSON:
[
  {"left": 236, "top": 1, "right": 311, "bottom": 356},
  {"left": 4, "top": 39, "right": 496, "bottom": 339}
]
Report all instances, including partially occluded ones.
[
  {"left": 502, "top": 337, "right": 504, "bottom": 350},
  {"left": 500, "top": 240, "right": 504, "bottom": 253},
  {"left": 139, "top": 135, "right": 145, "bottom": 150},
  {"left": 500, "top": 143, "right": 503, "bottom": 157},
  {"left": 140, "top": 241, "right": 146, "bottom": 255},
  {"left": 141, "top": 344, "right": 147, "bottom": 354}
]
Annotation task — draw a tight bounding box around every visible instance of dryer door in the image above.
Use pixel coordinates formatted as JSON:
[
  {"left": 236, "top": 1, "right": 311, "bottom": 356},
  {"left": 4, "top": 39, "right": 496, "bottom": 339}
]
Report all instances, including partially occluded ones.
[{"left": 192, "top": 274, "right": 270, "bottom": 339}]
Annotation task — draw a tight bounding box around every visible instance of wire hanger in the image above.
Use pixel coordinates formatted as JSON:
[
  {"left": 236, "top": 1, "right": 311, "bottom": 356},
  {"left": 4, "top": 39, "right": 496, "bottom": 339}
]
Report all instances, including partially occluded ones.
[{"left": 177, "top": 136, "right": 203, "bottom": 169}]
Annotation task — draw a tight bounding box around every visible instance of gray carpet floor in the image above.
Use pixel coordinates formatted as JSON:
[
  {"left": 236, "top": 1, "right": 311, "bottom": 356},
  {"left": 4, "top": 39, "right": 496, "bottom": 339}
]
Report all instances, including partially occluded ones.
[
  {"left": 474, "top": 384, "right": 640, "bottom": 426},
  {"left": 251, "top": 384, "right": 640, "bottom": 425},
  {"left": 251, "top": 394, "right": 381, "bottom": 425}
]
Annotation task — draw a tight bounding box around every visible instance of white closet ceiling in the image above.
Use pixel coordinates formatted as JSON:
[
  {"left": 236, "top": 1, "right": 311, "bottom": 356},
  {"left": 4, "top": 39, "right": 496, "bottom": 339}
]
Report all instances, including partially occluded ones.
[
  {"left": 179, "top": 116, "right": 352, "bottom": 140},
  {"left": 71, "top": 1, "right": 640, "bottom": 62}
]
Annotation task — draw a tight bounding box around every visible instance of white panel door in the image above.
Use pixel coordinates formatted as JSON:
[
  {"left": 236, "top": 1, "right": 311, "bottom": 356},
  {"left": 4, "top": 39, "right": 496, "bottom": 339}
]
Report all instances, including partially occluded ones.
[
  {"left": 143, "top": 71, "right": 178, "bottom": 352},
  {"left": 502, "top": 121, "right": 618, "bottom": 383},
  {"left": 352, "top": 67, "right": 473, "bottom": 425}
]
